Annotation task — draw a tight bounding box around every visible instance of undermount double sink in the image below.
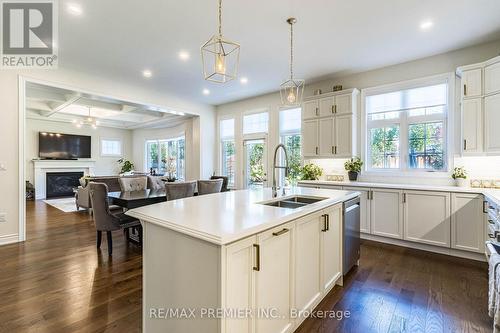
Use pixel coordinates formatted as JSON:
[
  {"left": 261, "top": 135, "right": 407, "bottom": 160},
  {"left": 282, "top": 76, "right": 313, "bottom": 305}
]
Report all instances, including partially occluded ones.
[{"left": 259, "top": 195, "right": 327, "bottom": 209}]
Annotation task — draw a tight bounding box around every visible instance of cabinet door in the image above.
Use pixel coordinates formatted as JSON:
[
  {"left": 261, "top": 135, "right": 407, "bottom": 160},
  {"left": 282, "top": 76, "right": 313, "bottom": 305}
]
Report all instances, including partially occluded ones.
[
  {"left": 255, "top": 223, "right": 294, "bottom": 333},
  {"left": 403, "top": 191, "right": 450, "bottom": 247},
  {"left": 294, "top": 213, "right": 322, "bottom": 318},
  {"left": 224, "top": 236, "right": 257, "bottom": 333},
  {"left": 485, "top": 62, "right": 500, "bottom": 95},
  {"left": 334, "top": 115, "right": 353, "bottom": 157},
  {"left": 462, "top": 68, "right": 482, "bottom": 98},
  {"left": 334, "top": 93, "right": 352, "bottom": 115},
  {"left": 462, "top": 98, "right": 483, "bottom": 153},
  {"left": 344, "top": 187, "right": 370, "bottom": 234},
  {"left": 321, "top": 205, "right": 342, "bottom": 293},
  {"left": 319, "top": 117, "right": 334, "bottom": 156},
  {"left": 451, "top": 193, "right": 485, "bottom": 253},
  {"left": 484, "top": 94, "right": 500, "bottom": 152},
  {"left": 303, "top": 100, "right": 319, "bottom": 119},
  {"left": 302, "top": 120, "right": 319, "bottom": 156},
  {"left": 371, "top": 189, "right": 403, "bottom": 239},
  {"left": 319, "top": 96, "right": 335, "bottom": 117}
]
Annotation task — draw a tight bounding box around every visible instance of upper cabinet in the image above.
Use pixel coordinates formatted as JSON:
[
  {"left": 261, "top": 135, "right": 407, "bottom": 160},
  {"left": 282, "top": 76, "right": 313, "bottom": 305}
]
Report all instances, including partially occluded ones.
[
  {"left": 457, "top": 55, "right": 500, "bottom": 155},
  {"left": 301, "top": 88, "right": 358, "bottom": 158}
]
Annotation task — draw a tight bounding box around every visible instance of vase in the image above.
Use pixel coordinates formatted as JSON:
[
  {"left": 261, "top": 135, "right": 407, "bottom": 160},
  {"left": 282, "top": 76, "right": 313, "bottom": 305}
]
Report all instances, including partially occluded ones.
[
  {"left": 348, "top": 171, "right": 358, "bottom": 181},
  {"left": 455, "top": 178, "right": 469, "bottom": 187}
]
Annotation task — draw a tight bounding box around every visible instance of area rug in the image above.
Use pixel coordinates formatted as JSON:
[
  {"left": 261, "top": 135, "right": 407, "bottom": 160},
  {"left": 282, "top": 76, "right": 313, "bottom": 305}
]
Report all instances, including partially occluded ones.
[{"left": 43, "top": 197, "right": 79, "bottom": 213}]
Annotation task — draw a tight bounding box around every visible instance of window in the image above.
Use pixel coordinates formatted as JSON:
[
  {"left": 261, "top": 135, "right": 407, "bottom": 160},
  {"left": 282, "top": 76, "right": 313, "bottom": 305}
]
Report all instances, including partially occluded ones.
[
  {"left": 220, "top": 118, "right": 235, "bottom": 186},
  {"left": 101, "top": 138, "right": 122, "bottom": 157},
  {"left": 279, "top": 108, "right": 301, "bottom": 184},
  {"left": 243, "top": 112, "right": 268, "bottom": 134},
  {"left": 366, "top": 81, "right": 448, "bottom": 172},
  {"left": 145, "top": 136, "right": 185, "bottom": 180}
]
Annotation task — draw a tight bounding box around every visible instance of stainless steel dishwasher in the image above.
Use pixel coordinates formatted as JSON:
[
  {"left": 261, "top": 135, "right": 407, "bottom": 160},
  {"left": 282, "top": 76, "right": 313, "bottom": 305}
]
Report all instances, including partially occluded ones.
[{"left": 343, "top": 196, "right": 360, "bottom": 275}]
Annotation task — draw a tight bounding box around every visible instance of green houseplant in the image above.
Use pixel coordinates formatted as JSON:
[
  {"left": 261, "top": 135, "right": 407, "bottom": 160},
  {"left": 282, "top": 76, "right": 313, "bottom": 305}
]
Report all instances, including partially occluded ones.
[
  {"left": 344, "top": 157, "right": 363, "bottom": 181},
  {"left": 300, "top": 163, "right": 323, "bottom": 181},
  {"left": 117, "top": 158, "right": 134, "bottom": 174},
  {"left": 452, "top": 166, "right": 468, "bottom": 187}
]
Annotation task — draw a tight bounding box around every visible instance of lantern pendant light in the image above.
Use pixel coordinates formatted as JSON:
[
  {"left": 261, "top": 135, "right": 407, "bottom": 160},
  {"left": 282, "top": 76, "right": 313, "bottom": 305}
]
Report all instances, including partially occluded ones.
[
  {"left": 280, "top": 18, "right": 304, "bottom": 107},
  {"left": 201, "top": 0, "right": 240, "bottom": 83}
]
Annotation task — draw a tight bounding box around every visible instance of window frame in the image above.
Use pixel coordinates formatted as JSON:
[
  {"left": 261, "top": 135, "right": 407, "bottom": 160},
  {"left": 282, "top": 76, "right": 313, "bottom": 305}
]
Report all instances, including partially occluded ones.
[
  {"left": 100, "top": 138, "right": 122, "bottom": 157},
  {"left": 278, "top": 107, "right": 302, "bottom": 185},
  {"left": 361, "top": 73, "right": 455, "bottom": 176},
  {"left": 144, "top": 135, "right": 186, "bottom": 180},
  {"left": 219, "top": 117, "right": 236, "bottom": 187}
]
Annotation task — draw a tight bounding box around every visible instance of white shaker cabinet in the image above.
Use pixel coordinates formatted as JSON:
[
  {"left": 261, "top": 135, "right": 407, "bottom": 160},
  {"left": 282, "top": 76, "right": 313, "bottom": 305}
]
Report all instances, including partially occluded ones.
[
  {"left": 403, "top": 191, "right": 451, "bottom": 247},
  {"left": 320, "top": 205, "right": 342, "bottom": 293},
  {"left": 370, "top": 188, "right": 403, "bottom": 239},
  {"left": 451, "top": 193, "right": 485, "bottom": 253},
  {"left": 462, "top": 68, "right": 482, "bottom": 98},
  {"left": 344, "top": 186, "right": 370, "bottom": 234},
  {"left": 485, "top": 61, "right": 500, "bottom": 95},
  {"left": 462, "top": 98, "right": 483, "bottom": 153},
  {"left": 334, "top": 114, "right": 354, "bottom": 158},
  {"left": 294, "top": 212, "right": 322, "bottom": 317},
  {"left": 303, "top": 100, "right": 319, "bottom": 119},
  {"left": 255, "top": 222, "right": 294, "bottom": 333},
  {"left": 302, "top": 119, "right": 319, "bottom": 156},
  {"left": 223, "top": 236, "right": 257, "bottom": 333},
  {"left": 484, "top": 93, "right": 500, "bottom": 153},
  {"left": 319, "top": 117, "right": 334, "bottom": 156}
]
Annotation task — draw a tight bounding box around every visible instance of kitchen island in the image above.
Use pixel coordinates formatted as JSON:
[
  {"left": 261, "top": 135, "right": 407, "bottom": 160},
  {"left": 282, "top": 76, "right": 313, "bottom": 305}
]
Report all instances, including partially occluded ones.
[{"left": 126, "top": 186, "right": 359, "bottom": 333}]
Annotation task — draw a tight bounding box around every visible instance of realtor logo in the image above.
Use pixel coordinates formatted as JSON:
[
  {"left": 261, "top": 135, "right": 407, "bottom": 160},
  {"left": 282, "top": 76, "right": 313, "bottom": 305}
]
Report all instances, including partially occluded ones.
[{"left": 1, "top": 0, "right": 58, "bottom": 68}]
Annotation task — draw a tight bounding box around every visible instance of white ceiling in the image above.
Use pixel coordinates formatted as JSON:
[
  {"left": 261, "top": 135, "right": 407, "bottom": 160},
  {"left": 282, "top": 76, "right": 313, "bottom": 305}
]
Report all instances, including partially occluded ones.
[
  {"left": 58, "top": 0, "right": 500, "bottom": 106},
  {"left": 26, "top": 82, "right": 192, "bottom": 129}
]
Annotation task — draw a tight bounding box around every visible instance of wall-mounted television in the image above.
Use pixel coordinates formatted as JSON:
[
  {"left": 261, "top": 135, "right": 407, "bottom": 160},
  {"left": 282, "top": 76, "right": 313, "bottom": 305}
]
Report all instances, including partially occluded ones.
[{"left": 38, "top": 132, "right": 91, "bottom": 159}]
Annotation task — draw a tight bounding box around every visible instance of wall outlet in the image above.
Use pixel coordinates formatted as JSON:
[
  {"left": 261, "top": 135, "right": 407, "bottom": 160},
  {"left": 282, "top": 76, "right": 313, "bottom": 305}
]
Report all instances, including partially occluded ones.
[{"left": 0, "top": 213, "right": 6, "bottom": 223}]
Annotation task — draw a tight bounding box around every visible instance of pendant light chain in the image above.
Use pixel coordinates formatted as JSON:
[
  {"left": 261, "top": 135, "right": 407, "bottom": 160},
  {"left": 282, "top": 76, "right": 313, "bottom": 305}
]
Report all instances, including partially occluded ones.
[
  {"left": 218, "top": 0, "right": 222, "bottom": 37},
  {"left": 289, "top": 20, "right": 294, "bottom": 80}
]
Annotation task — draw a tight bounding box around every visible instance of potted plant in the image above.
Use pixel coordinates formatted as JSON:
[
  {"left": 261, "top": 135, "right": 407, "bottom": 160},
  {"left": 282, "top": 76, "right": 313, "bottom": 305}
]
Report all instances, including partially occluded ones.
[
  {"left": 452, "top": 166, "right": 468, "bottom": 187},
  {"left": 163, "top": 157, "right": 177, "bottom": 182},
  {"left": 344, "top": 157, "right": 363, "bottom": 181},
  {"left": 300, "top": 163, "right": 323, "bottom": 181},
  {"left": 117, "top": 158, "right": 134, "bottom": 175}
]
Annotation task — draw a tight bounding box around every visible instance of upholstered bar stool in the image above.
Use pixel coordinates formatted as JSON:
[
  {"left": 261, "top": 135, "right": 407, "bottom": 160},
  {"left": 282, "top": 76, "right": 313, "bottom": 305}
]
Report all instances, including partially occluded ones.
[
  {"left": 165, "top": 181, "right": 197, "bottom": 200},
  {"left": 197, "top": 179, "right": 223, "bottom": 195}
]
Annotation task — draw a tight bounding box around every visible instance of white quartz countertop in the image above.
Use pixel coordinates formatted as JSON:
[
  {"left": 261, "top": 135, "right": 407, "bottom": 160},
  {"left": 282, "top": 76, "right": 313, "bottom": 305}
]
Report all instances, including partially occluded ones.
[
  {"left": 126, "top": 187, "right": 359, "bottom": 246},
  {"left": 298, "top": 180, "right": 500, "bottom": 206}
]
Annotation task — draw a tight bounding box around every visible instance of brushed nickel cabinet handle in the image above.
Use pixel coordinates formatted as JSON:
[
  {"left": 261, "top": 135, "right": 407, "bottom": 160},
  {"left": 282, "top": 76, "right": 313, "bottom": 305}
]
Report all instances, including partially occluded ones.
[
  {"left": 334, "top": 105, "right": 337, "bottom": 114},
  {"left": 272, "top": 228, "right": 289, "bottom": 236},
  {"left": 253, "top": 244, "right": 260, "bottom": 271},
  {"left": 403, "top": 193, "right": 407, "bottom": 203}
]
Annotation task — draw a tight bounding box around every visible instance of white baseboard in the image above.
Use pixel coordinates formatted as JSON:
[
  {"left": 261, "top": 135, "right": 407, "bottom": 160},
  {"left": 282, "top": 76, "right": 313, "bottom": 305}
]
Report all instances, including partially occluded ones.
[
  {"left": 361, "top": 233, "right": 486, "bottom": 262},
  {"left": 0, "top": 234, "right": 20, "bottom": 246}
]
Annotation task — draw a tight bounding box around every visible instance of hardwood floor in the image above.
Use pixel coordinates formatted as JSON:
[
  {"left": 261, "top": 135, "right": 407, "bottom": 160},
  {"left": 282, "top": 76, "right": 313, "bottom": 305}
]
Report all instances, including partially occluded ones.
[{"left": 0, "top": 200, "right": 492, "bottom": 332}]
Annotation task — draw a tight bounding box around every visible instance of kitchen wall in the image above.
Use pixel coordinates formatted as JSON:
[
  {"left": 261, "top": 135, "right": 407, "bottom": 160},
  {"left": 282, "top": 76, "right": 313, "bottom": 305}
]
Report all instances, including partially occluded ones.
[
  {"left": 216, "top": 39, "right": 500, "bottom": 187},
  {"left": 0, "top": 67, "right": 215, "bottom": 244},
  {"left": 25, "top": 118, "right": 134, "bottom": 183}
]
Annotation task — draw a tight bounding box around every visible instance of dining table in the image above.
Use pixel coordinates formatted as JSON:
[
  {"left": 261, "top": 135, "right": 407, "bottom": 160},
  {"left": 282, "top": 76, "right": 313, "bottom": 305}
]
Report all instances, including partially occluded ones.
[{"left": 108, "top": 189, "right": 168, "bottom": 209}]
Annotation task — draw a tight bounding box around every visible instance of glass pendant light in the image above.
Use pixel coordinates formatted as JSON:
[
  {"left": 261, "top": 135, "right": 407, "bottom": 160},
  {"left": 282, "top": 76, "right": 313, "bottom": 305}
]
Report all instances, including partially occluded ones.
[
  {"left": 201, "top": 0, "right": 240, "bottom": 83},
  {"left": 73, "top": 107, "right": 98, "bottom": 129},
  {"left": 280, "top": 18, "right": 304, "bottom": 107}
]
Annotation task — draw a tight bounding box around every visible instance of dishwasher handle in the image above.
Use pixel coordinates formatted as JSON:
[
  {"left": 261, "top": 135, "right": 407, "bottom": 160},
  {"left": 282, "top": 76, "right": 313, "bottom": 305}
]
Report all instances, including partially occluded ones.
[{"left": 344, "top": 203, "right": 360, "bottom": 214}]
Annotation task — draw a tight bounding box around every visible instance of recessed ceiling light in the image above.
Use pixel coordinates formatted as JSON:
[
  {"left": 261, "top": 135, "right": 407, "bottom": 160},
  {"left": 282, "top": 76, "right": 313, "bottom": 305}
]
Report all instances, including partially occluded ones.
[
  {"left": 142, "top": 69, "right": 153, "bottom": 78},
  {"left": 420, "top": 20, "right": 434, "bottom": 30},
  {"left": 178, "top": 51, "right": 190, "bottom": 61},
  {"left": 240, "top": 77, "right": 248, "bottom": 84},
  {"left": 202, "top": 89, "right": 210, "bottom": 95},
  {"left": 67, "top": 3, "right": 83, "bottom": 16}
]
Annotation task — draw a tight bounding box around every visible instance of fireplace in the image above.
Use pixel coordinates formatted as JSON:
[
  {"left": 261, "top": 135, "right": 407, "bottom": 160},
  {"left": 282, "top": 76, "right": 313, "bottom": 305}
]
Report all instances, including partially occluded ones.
[{"left": 46, "top": 172, "right": 84, "bottom": 198}]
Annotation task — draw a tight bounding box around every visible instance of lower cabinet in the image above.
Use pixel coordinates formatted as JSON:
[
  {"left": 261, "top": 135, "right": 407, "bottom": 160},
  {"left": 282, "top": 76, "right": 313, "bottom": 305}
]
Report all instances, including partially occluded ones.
[
  {"left": 223, "top": 205, "right": 343, "bottom": 333},
  {"left": 403, "top": 191, "right": 451, "bottom": 247},
  {"left": 370, "top": 188, "right": 403, "bottom": 239},
  {"left": 451, "top": 193, "right": 485, "bottom": 253},
  {"left": 344, "top": 186, "right": 370, "bottom": 233}
]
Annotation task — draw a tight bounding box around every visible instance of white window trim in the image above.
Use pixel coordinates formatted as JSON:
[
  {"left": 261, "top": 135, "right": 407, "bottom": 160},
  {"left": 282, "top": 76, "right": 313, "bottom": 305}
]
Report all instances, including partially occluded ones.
[
  {"left": 100, "top": 137, "right": 122, "bottom": 157},
  {"left": 361, "top": 73, "right": 455, "bottom": 178},
  {"left": 242, "top": 108, "right": 270, "bottom": 137},
  {"left": 143, "top": 134, "right": 186, "bottom": 178},
  {"left": 217, "top": 115, "right": 237, "bottom": 188}
]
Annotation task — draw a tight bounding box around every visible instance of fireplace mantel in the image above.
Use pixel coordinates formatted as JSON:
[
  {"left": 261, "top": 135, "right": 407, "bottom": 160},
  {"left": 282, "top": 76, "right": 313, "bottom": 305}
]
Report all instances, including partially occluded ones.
[{"left": 32, "top": 159, "right": 96, "bottom": 199}]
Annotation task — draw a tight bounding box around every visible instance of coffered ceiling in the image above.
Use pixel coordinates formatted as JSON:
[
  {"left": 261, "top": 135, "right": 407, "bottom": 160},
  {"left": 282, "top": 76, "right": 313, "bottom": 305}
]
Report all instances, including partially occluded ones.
[{"left": 57, "top": 0, "right": 500, "bottom": 105}]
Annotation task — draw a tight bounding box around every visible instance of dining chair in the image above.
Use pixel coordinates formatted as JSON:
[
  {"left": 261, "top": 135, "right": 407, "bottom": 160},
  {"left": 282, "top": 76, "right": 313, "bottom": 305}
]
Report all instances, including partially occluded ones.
[
  {"left": 147, "top": 175, "right": 164, "bottom": 191},
  {"left": 210, "top": 176, "right": 229, "bottom": 192},
  {"left": 119, "top": 176, "right": 147, "bottom": 192},
  {"left": 165, "top": 181, "right": 196, "bottom": 200},
  {"left": 197, "top": 179, "right": 223, "bottom": 195},
  {"left": 89, "top": 182, "right": 142, "bottom": 255}
]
